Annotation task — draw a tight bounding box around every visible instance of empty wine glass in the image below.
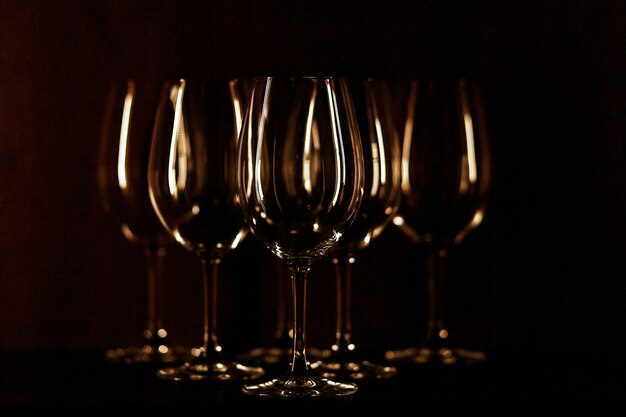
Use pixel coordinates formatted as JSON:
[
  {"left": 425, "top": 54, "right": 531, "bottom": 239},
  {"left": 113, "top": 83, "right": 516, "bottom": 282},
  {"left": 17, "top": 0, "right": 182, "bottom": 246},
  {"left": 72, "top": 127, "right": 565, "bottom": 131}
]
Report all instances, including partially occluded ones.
[
  {"left": 237, "top": 76, "right": 365, "bottom": 397},
  {"left": 386, "top": 78, "right": 492, "bottom": 365},
  {"left": 310, "top": 78, "right": 401, "bottom": 380},
  {"left": 147, "top": 78, "right": 264, "bottom": 381},
  {"left": 97, "top": 79, "right": 182, "bottom": 364}
]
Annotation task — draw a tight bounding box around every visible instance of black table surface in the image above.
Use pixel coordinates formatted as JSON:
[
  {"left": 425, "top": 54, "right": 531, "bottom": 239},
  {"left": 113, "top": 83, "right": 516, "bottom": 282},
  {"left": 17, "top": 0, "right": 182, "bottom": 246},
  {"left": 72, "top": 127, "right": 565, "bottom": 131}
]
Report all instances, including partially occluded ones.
[{"left": 0, "top": 349, "right": 623, "bottom": 406}]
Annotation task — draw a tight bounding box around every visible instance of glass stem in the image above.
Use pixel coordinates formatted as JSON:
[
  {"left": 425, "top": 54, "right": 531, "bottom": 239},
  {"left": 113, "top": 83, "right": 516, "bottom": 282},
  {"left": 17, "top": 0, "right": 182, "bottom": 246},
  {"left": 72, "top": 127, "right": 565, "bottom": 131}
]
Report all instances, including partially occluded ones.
[
  {"left": 274, "top": 261, "right": 292, "bottom": 346},
  {"left": 332, "top": 250, "right": 354, "bottom": 360},
  {"left": 199, "top": 255, "right": 223, "bottom": 361},
  {"left": 426, "top": 247, "right": 448, "bottom": 348},
  {"left": 143, "top": 245, "right": 167, "bottom": 348},
  {"left": 286, "top": 259, "right": 312, "bottom": 376}
]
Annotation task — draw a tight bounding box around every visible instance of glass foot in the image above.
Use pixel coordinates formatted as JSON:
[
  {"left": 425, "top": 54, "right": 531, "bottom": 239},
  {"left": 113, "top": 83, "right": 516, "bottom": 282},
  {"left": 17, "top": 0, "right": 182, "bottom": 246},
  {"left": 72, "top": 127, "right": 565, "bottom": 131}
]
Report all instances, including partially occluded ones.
[
  {"left": 242, "top": 374, "right": 357, "bottom": 398},
  {"left": 157, "top": 360, "right": 265, "bottom": 382},
  {"left": 238, "top": 346, "right": 291, "bottom": 366},
  {"left": 306, "top": 346, "right": 333, "bottom": 360},
  {"left": 311, "top": 359, "right": 397, "bottom": 380},
  {"left": 384, "top": 346, "right": 487, "bottom": 366},
  {"left": 105, "top": 344, "right": 188, "bottom": 365}
]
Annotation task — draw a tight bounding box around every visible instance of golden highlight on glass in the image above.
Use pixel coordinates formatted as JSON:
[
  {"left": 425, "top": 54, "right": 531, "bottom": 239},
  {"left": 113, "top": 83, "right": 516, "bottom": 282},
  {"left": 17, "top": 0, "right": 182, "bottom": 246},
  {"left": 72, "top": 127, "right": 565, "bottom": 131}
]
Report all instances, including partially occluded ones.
[
  {"left": 237, "top": 76, "right": 364, "bottom": 397},
  {"left": 97, "top": 79, "right": 182, "bottom": 365},
  {"left": 387, "top": 78, "right": 492, "bottom": 366},
  {"left": 147, "top": 78, "right": 264, "bottom": 381},
  {"left": 310, "top": 78, "right": 401, "bottom": 380}
]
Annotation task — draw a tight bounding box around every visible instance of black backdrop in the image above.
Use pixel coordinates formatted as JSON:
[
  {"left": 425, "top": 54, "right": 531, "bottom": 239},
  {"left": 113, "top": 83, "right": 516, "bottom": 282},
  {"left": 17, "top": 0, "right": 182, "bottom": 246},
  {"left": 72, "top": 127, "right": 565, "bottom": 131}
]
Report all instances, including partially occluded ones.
[{"left": 0, "top": 0, "right": 624, "bottom": 376}]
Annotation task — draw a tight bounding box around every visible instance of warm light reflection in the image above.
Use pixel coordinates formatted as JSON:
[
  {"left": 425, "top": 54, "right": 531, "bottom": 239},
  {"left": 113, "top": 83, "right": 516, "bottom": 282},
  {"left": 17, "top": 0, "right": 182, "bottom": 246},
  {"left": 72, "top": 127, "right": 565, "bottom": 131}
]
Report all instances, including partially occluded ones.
[
  {"left": 157, "top": 328, "right": 167, "bottom": 338},
  {"left": 470, "top": 209, "right": 484, "bottom": 228},
  {"left": 244, "top": 85, "right": 255, "bottom": 197},
  {"left": 117, "top": 81, "right": 135, "bottom": 191},
  {"left": 325, "top": 79, "right": 344, "bottom": 207},
  {"left": 303, "top": 85, "right": 318, "bottom": 193},
  {"left": 172, "top": 229, "right": 186, "bottom": 247},
  {"left": 158, "top": 345, "right": 169, "bottom": 354},
  {"left": 168, "top": 80, "right": 188, "bottom": 198},
  {"left": 459, "top": 80, "right": 477, "bottom": 193},
  {"left": 401, "top": 81, "right": 418, "bottom": 196},
  {"left": 120, "top": 224, "right": 136, "bottom": 242},
  {"left": 369, "top": 86, "right": 387, "bottom": 197},
  {"left": 393, "top": 215, "right": 422, "bottom": 243},
  {"left": 191, "top": 204, "right": 200, "bottom": 215},
  {"left": 454, "top": 208, "right": 485, "bottom": 245},
  {"left": 229, "top": 80, "right": 244, "bottom": 137},
  {"left": 231, "top": 229, "right": 246, "bottom": 249},
  {"left": 253, "top": 79, "right": 272, "bottom": 210},
  {"left": 367, "top": 91, "right": 385, "bottom": 196}
]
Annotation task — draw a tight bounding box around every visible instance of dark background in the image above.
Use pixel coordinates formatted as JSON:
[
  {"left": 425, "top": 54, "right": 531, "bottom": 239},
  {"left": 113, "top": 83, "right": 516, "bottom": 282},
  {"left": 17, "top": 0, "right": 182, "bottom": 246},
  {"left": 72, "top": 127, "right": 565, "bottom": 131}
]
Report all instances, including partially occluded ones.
[{"left": 0, "top": 0, "right": 624, "bottom": 389}]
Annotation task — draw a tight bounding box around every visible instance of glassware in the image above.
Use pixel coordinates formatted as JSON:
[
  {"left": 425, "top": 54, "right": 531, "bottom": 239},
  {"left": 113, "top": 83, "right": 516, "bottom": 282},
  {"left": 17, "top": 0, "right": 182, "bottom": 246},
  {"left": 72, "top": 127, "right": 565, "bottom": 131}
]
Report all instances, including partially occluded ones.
[
  {"left": 310, "top": 78, "right": 401, "bottom": 380},
  {"left": 237, "top": 76, "right": 365, "bottom": 398},
  {"left": 147, "top": 78, "right": 264, "bottom": 381},
  {"left": 386, "top": 78, "right": 492, "bottom": 365},
  {"left": 97, "top": 79, "right": 181, "bottom": 365}
]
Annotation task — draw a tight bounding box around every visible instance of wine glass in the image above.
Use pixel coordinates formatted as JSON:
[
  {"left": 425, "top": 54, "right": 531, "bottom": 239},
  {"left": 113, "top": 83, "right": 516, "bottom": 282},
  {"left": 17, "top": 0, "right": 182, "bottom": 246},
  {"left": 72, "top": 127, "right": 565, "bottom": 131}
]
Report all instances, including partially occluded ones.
[
  {"left": 237, "top": 76, "right": 365, "bottom": 397},
  {"left": 385, "top": 78, "right": 492, "bottom": 365},
  {"left": 97, "top": 79, "right": 182, "bottom": 365},
  {"left": 310, "top": 78, "right": 401, "bottom": 380},
  {"left": 147, "top": 77, "right": 264, "bottom": 381}
]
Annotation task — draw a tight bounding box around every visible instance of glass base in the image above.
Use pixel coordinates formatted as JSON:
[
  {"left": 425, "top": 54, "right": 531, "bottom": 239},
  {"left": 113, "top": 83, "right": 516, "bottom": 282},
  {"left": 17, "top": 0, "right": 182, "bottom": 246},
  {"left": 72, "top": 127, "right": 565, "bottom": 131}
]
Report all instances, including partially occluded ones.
[
  {"left": 306, "top": 346, "right": 333, "bottom": 360},
  {"left": 384, "top": 346, "right": 487, "bottom": 366},
  {"left": 238, "top": 346, "right": 291, "bottom": 366},
  {"left": 311, "top": 359, "right": 397, "bottom": 380},
  {"left": 242, "top": 374, "right": 357, "bottom": 398},
  {"left": 157, "top": 360, "right": 265, "bottom": 382},
  {"left": 105, "top": 344, "right": 188, "bottom": 365}
]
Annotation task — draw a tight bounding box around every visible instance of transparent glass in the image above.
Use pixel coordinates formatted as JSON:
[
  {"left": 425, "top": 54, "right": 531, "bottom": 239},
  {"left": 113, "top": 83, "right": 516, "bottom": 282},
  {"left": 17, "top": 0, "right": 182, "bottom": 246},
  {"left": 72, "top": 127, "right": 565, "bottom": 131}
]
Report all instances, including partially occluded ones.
[
  {"left": 310, "top": 78, "right": 401, "bottom": 380},
  {"left": 97, "top": 79, "right": 183, "bottom": 365},
  {"left": 237, "top": 77, "right": 364, "bottom": 397},
  {"left": 147, "top": 78, "right": 264, "bottom": 381},
  {"left": 386, "top": 78, "right": 492, "bottom": 365}
]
